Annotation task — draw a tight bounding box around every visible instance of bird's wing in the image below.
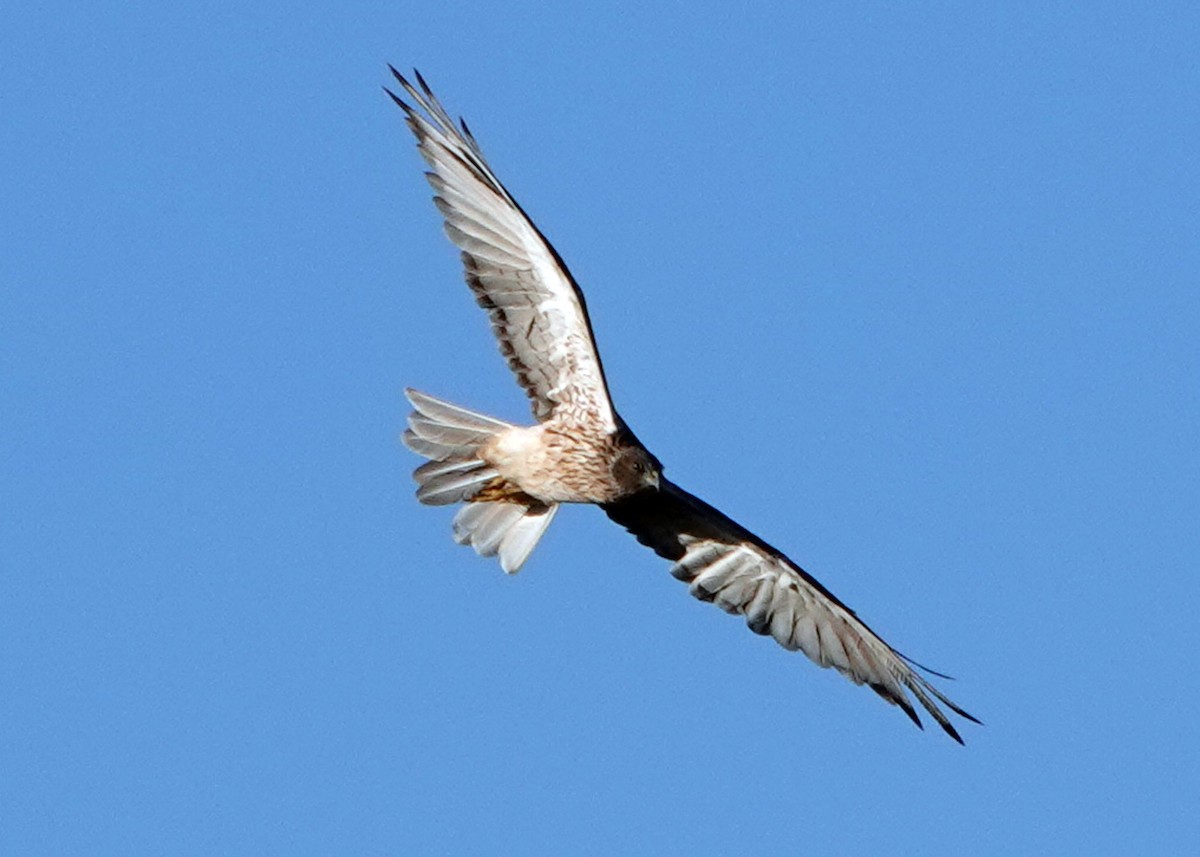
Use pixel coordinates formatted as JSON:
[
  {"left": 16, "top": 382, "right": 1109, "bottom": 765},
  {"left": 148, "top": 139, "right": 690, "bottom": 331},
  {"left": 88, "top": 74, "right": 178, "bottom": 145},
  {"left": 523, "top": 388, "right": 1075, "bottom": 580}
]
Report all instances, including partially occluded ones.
[
  {"left": 603, "top": 479, "right": 980, "bottom": 742},
  {"left": 387, "top": 68, "right": 618, "bottom": 431}
]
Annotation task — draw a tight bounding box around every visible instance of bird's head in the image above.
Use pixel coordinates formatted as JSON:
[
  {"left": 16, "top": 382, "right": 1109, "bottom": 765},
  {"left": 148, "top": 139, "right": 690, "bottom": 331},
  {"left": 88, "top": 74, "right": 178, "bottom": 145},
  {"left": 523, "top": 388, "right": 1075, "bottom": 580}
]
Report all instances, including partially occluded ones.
[{"left": 612, "top": 446, "right": 661, "bottom": 495}]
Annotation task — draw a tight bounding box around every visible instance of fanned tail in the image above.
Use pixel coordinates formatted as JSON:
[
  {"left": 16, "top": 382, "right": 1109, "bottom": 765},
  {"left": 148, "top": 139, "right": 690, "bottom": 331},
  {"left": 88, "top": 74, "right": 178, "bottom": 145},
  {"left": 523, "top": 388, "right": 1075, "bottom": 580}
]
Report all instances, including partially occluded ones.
[{"left": 403, "top": 389, "right": 557, "bottom": 573}]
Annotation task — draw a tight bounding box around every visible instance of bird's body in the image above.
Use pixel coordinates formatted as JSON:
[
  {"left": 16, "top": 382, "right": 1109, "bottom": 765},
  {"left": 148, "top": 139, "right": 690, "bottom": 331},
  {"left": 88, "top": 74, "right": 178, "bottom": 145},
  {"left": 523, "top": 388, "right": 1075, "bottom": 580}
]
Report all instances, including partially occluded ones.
[
  {"left": 388, "top": 67, "right": 979, "bottom": 742},
  {"left": 481, "top": 422, "right": 656, "bottom": 505}
]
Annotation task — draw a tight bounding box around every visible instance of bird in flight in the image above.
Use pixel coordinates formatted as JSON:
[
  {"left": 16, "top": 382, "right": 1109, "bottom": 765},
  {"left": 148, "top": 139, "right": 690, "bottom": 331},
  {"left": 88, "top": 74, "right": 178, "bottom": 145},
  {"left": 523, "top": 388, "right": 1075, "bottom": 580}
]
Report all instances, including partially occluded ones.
[{"left": 387, "top": 67, "right": 979, "bottom": 742}]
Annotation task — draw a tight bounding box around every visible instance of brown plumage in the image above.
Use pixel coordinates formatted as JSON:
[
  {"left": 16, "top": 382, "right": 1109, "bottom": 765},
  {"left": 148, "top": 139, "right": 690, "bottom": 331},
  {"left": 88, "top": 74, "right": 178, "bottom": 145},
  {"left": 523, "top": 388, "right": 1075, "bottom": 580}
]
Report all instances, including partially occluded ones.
[
  {"left": 479, "top": 423, "right": 658, "bottom": 505},
  {"left": 389, "top": 68, "right": 979, "bottom": 743}
]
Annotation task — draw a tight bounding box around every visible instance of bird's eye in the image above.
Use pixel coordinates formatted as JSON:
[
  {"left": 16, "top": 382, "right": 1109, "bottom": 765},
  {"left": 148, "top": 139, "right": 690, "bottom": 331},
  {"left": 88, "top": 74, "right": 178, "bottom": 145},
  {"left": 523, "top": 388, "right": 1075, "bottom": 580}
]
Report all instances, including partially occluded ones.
[{"left": 632, "top": 461, "right": 644, "bottom": 473}]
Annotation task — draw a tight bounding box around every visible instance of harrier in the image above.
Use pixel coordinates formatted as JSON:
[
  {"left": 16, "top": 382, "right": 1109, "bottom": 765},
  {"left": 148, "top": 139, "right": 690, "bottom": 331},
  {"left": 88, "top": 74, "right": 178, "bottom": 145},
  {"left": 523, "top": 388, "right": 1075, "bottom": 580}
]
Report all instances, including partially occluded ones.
[{"left": 388, "top": 68, "right": 979, "bottom": 742}]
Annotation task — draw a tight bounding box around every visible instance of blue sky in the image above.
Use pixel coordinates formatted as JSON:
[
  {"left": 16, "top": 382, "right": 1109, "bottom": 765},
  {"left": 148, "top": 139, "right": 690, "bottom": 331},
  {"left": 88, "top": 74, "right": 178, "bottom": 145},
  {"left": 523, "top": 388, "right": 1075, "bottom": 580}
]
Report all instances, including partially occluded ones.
[{"left": 4, "top": 2, "right": 1198, "bottom": 854}]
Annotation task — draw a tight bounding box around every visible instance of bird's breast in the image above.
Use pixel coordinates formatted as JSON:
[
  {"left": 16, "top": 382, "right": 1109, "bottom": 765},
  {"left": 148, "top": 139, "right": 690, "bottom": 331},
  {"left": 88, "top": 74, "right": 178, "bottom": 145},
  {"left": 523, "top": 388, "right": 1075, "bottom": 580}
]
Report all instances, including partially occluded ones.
[{"left": 480, "top": 424, "right": 621, "bottom": 504}]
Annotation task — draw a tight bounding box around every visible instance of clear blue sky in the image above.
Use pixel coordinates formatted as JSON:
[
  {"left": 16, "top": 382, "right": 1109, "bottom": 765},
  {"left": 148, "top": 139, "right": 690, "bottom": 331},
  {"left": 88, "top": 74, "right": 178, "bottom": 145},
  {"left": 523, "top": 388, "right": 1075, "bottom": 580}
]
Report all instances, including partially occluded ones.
[{"left": 4, "top": 2, "right": 1197, "bottom": 854}]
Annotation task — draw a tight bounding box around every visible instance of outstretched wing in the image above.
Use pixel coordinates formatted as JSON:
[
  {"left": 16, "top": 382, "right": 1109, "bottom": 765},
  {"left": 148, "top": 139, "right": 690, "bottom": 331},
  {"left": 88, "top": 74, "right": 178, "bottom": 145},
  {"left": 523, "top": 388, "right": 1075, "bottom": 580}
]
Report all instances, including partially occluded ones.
[
  {"left": 603, "top": 480, "right": 980, "bottom": 742},
  {"left": 387, "top": 68, "right": 618, "bottom": 431}
]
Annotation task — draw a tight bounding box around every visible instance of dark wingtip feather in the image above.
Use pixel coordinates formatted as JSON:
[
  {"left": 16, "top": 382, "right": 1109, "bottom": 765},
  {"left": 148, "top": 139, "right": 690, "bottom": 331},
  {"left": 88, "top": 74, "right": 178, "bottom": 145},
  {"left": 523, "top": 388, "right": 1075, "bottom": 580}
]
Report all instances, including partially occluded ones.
[
  {"left": 414, "top": 67, "right": 433, "bottom": 97},
  {"left": 922, "top": 679, "right": 984, "bottom": 726},
  {"left": 895, "top": 649, "right": 957, "bottom": 681},
  {"left": 387, "top": 64, "right": 412, "bottom": 91},
  {"left": 460, "top": 117, "right": 478, "bottom": 145},
  {"left": 382, "top": 86, "right": 410, "bottom": 112},
  {"left": 954, "top": 706, "right": 984, "bottom": 726},
  {"left": 941, "top": 721, "right": 966, "bottom": 745},
  {"left": 896, "top": 695, "right": 924, "bottom": 731}
]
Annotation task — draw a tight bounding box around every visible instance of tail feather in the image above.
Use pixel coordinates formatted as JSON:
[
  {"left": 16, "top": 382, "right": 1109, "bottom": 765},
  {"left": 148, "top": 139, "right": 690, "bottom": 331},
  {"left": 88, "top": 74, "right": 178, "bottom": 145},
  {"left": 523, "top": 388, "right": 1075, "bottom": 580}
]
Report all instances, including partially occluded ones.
[
  {"left": 404, "top": 433, "right": 453, "bottom": 460},
  {"left": 408, "top": 413, "right": 498, "bottom": 452},
  {"left": 404, "top": 390, "right": 510, "bottom": 461},
  {"left": 407, "top": 389, "right": 510, "bottom": 433},
  {"left": 413, "top": 458, "right": 501, "bottom": 506},
  {"left": 404, "top": 388, "right": 558, "bottom": 573},
  {"left": 454, "top": 502, "right": 559, "bottom": 574}
]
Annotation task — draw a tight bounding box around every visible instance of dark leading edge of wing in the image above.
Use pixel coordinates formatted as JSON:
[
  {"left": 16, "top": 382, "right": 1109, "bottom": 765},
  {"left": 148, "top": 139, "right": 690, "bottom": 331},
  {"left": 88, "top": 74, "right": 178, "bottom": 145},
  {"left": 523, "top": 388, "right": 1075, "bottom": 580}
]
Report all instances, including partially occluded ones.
[{"left": 603, "top": 481, "right": 981, "bottom": 743}]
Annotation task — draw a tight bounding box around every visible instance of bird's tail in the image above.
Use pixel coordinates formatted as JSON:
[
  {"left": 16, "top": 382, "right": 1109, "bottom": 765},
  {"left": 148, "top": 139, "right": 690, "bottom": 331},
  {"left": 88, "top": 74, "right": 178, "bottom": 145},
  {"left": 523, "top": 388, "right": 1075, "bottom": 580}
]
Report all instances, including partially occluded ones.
[{"left": 403, "top": 388, "right": 558, "bottom": 574}]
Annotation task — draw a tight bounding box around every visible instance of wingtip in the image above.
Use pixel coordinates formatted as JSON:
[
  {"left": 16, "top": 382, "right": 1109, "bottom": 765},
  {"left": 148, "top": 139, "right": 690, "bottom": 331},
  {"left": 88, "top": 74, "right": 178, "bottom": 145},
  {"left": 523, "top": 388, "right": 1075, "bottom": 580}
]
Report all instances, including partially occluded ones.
[
  {"left": 898, "top": 696, "right": 965, "bottom": 744},
  {"left": 382, "top": 85, "right": 409, "bottom": 111},
  {"left": 922, "top": 679, "right": 983, "bottom": 727},
  {"left": 896, "top": 649, "right": 957, "bottom": 681},
  {"left": 385, "top": 65, "right": 422, "bottom": 116},
  {"left": 898, "top": 697, "right": 924, "bottom": 731},
  {"left": 958, "top": 708, "right": 984, "bottom": 727},
  {"left": 941, "top": 721, "right": 966, "bottom": 745},
  {"left": 387, "top": 63, "right": 409, "bottom": 88},
  {"left": 413, "top": 67, "right": 433, "bottom": 97}
]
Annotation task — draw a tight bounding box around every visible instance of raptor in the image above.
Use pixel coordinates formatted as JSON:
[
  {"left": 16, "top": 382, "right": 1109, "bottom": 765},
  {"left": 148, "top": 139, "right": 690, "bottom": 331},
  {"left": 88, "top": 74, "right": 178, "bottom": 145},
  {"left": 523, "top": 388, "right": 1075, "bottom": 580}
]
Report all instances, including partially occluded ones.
[{"left": 388, "top": 68, "right": 979, "bottom": 742}]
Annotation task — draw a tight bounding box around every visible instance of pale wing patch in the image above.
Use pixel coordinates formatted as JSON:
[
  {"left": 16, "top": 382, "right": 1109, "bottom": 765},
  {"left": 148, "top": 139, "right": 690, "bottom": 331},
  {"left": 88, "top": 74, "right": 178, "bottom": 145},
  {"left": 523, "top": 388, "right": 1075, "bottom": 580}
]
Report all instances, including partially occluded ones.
[
  {"left": 387, "top": 69, "right": 617, "bottom": 430},
  {"left": 676, "top": 541, "right": 869, "bottom": 668}
]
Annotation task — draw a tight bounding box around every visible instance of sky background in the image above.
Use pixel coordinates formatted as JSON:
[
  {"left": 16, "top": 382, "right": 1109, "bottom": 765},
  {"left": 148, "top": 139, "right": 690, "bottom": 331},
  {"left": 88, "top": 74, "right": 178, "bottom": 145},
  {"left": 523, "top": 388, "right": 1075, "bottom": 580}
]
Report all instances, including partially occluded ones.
[{"left": 4, "top": 2, "right": 1198, "bottom": 854}]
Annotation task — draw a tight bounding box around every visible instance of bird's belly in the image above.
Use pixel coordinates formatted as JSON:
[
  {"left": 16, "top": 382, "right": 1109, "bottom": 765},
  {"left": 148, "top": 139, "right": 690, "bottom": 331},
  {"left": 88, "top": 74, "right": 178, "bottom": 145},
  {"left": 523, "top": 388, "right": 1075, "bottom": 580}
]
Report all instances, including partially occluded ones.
[{"left": 481, "top": 425, "right": 618, "bottom": 504}]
